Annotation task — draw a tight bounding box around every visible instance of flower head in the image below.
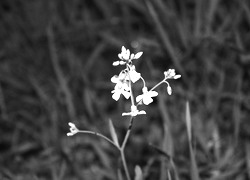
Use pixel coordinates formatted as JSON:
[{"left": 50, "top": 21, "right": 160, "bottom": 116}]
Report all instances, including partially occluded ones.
[
  {"left": 113, "top": 46, "right": 143, "bottom": 66},
  {"left": 164, "top": 69, "right": 181, "bottom": 79},
  {"left": 136, "top": 87, "right": 158, "bottom": 105},
  {"left": 122, "top": 105, "right": 146, "bottom": 117},
  {"left": 67, "top": 122, "right": 79, "bottom": 136}
]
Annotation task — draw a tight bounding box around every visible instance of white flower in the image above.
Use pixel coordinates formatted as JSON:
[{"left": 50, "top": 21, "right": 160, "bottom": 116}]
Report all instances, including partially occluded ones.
[
  {"left": 122, "top": 105, "right": 146, "bottom": 117},
  {"left": 129, "top": 65, "right": 141, "bottom": 83},
  {"left": 111, "top": 73, "right": 130, "bottom": 101},
  {"left": 111, "top": 85, "right": 131, "bottom": 101},
  {"left": 136, "top": 87, "right": 158, "bottom": 105},
  {"left": 67, "top": 122, "right": 79, "bottom": 136},
  {"left": 164, "top": 69, "right": 181, "bottom": 79}
]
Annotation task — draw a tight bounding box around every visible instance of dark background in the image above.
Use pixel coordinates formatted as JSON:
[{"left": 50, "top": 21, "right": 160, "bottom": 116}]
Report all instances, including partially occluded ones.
[{"left": 0, "top": 0, "right": 250, "bottom": 179}]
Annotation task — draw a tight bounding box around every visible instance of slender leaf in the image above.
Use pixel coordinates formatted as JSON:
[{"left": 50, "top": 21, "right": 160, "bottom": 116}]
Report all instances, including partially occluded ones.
[
  {"left": 109, "top": 119, "right": 120, "bottom": 148},
  {"left": 134, "top": 165, "right": 143, "bottom": 180},
  {"left": 185, "top": 101, "right": 200, "bottom": 180}
]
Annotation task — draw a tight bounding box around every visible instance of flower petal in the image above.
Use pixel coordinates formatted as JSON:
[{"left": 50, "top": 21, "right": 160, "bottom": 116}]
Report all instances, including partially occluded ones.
[
  {"left": 121, "top": 46, "right": 126, "bottom": 53},
  {"left": 138, "top": 110, "right": 146, "bottom": 115},
  {"left": 174, "top": 75, "right": 181, "bottom": 79},
  {"left": 136, "top": 94, "right": 143, "bottom": 103},
  {"left": 148, "top": 91, "right": 158, "bottom": 97},
  {"left": 68, "top": 122, "right": 74, "bottom": 126},
  {"left": 112, "top": 92, "right": 121, "bottom": 101},
  {"left": 122, "top": 90, "right": 131, "bottom": 99},
  {"left": 118, "top": 54, "right": 123, "bottom": 60},
  {"left": 143, "top": 96, "right": 153, "bottom": 105},
  {"left": 111, "top": 75, "right": 119, "bottom": 83},
  {"left": 67, "top": 132, "right": 74, "bottom": 136},
  {"left": 130, "top": 53, "right": 135, "bottom": 59},
  {"left": 134, "top": 52, "right": 143, "bottom": 59},
  {"left": 113, "top": 61, "right": 120, "bottom": 66},
  {"left": 129, "top": 70, "right": 141, "bottom": 83},
  {"left": 122, "top": 112, "right": 131, "bottom": 116},
  {"left": 119, "top": 61, "right": 126, "bottom": 65}
]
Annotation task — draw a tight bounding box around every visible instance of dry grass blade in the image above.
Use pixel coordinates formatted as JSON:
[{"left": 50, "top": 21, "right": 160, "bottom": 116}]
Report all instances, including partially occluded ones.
[
  {"left": 185, "top": 102, "right": 192, "bottom": 143},
  {"left": 194, "top": 0, "right": 203, "bottom": 37},
  {"left": 0, "top": 83, "right": 8, "bottom": 119},
  {"left": 246, "top": 142, "right": 250, "bottom": 179},
  {"left": 83, "top": 41, "right": 107, "bottom": 74},
  {"left": 185, "top": 101, "right": 200, "bottom": 180},
  {"left": 47, "top": 25, "right": 76, "bottom": 121},
  {"left": 118, "top": 168, "right": 124, "bottom": 180},
  {"left": 241, "top": 0, "right": 250, "bottom": 24},
  {"left": 206, "top": 0, "right": 220, "bottom": 34},
  {"left": 233, "top": 71, "right": 242, "bottom": 144},
  {"left": 157, "top": 93, "right": 173, "bottom": 180},
  {"left": 134, "top": 165, "right": 143, "bottom": 180},
  {"left": 167, "top": 170, "right": 171, "bottom": 180},
  {"left": 157, "top": 93, "right": 173, "bottom": 156},
  {"left": 145, "top": 0, "right": 185, "bottom": 78}
]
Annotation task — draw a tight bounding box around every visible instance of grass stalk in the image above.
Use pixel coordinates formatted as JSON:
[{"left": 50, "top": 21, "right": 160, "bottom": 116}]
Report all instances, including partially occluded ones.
[
  {"left": 119, "top": 117, "right": 134, "bottom": 180},
  {"left": 120, "top": 150, "right": 131, "bottom": 180}
]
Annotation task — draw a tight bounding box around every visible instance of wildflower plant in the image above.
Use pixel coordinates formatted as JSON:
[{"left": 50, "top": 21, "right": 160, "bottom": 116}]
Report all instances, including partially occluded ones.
[{"left": 67, "top": 46, "right": 181, "bottom": 180}]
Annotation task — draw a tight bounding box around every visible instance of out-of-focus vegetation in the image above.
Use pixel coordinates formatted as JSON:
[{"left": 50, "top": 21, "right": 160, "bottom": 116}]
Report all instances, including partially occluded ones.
[{"left": 0, "top": 0, "right": 250, "bottom": 179}]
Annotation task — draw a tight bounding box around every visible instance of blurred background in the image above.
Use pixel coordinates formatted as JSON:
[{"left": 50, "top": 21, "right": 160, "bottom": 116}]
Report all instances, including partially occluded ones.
[{"left": 0, "top": 0, "right": 250, "bottom": 179}]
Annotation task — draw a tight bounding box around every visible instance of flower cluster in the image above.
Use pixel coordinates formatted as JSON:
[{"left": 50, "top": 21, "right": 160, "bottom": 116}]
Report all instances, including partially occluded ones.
[{"left": 111, "top": 46, "right": 181, "bottom": 117}]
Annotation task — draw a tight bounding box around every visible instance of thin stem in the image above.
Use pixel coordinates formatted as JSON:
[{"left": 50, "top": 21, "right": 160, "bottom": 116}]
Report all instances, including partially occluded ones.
[
  {"left": 150, "top": 79, "right": 165, "bottom": 92},
  {"left": 119, "top": 116, "right": 134, "bottom": 180},
  {"left": 121, "top": 117, "right": 134, "bottom": 150},
  {"left": 78, "top": 130, "right": 119, "bottom": 148},
  {"left": 140, "top": 76, "right": 146, "bottom": 88},
  {"left": 129, "top": 79, "right": 135, "bottom": 106},
  {"left": 126, "top": 64, "right": 135, "bottom": 106},
  {"left": 121, "top": 150, "right": 131, "bottom": 180}
]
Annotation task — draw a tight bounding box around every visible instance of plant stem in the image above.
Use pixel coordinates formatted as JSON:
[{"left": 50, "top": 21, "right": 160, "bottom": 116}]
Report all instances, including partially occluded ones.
[
  {"left": 120, "top": 150, "right": 131, "bottom": 180},
  {"left": 121, "top": 117, "right": 134, "bottom": 149},
  {"left": 150, "top": 79, "right": 165, "bottom": 92},
  {"left": 119, "top": 116, "right": 134, "bottom": 180}
]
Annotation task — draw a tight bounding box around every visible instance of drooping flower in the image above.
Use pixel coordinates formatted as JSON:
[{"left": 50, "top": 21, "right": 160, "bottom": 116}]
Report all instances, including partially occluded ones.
[
  {"left": 136, "top": 87, "right": 158, "bottom": 105},
  {"left": 111, "top": 72, "right": 130, "bottom": 101},
  {"left": 122, "top": 105, "right": 146, "bottom": 117},
  {"left": 167, "top": 85, "right": 172, "bottom": 95},
  {"left": 128, "top": 65, "right": 141, "bottom": 83},
  {"left": 67, "top": 122, "right": 79, "bottom": 136},
  {"left": 164, "top": 69, "right": 181, "bottom": 79}
]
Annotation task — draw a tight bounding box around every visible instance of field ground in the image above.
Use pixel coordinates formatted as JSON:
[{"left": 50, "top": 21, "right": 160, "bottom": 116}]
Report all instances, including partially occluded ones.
[{"left": 0, "top": 0, "right": 250, "bottom": 179}]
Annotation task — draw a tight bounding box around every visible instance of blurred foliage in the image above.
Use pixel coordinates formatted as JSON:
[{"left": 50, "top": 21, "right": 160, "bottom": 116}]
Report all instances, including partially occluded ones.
[{"left": 0, "top": 0, "right": 250, "bottom": 179}]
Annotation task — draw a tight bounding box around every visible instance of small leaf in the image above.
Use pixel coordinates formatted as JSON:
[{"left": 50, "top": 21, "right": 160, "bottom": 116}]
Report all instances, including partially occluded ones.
[
  {"left": 134, "top": 52, "right": 143, "bottom": 59},
  {"left": 109, "top": 119, "right": 120, "bottom": 148},
  {"left": 134, "top": 165, "right": 143, "bottom": 180}
]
